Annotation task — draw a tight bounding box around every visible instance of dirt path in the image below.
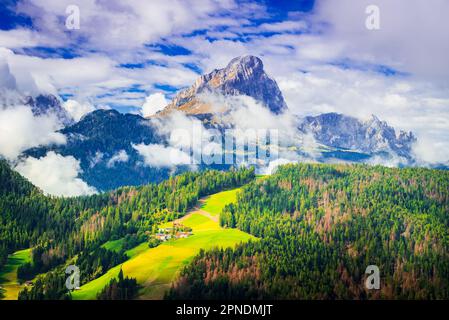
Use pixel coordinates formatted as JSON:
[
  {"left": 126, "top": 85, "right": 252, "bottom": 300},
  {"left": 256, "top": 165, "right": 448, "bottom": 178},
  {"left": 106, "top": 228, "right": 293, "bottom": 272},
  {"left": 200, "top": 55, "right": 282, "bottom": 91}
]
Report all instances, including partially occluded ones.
[{"left": 174, "top": 206, "right": 218, "bottom": 223}]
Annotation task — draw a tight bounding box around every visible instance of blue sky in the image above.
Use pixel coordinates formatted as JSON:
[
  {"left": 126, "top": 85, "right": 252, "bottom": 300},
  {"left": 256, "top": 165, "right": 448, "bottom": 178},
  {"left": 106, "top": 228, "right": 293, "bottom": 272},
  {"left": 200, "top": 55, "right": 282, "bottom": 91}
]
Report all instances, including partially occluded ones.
[
  {"left": 1, "top": 0, "right": 449, "bottom": 163},
  {"left": 0, "top": 0, "right": 319, "bottom": 113}
]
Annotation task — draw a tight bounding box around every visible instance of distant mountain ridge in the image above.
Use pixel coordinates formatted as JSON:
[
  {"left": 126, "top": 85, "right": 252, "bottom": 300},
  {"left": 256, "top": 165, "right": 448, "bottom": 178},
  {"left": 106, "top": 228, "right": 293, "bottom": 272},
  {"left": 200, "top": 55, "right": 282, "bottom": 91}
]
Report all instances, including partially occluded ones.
[
  {"left": 299, "top": 113, "right": 416, "bottom": 160},
  {"left": 9, "top": 55, "right": 428, "bottom": 191},
  {"left": 25, "top": 109, "right": 171, "bottom": 191}
]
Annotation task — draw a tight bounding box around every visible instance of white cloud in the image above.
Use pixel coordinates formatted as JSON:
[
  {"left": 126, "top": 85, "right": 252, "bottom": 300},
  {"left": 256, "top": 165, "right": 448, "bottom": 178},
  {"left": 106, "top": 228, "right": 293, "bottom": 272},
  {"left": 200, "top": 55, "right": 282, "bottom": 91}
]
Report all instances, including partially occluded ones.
[
  {"left": 15, "top": 0, "right": 246, "bottom": 52},
  {"left": 15, "top": 151, "right": 97, "bottom": 197},
  {"left": 152, "top": 110, "right": 207, "bottom": 152},
  {"left": 0, "top": 47, "right": 133, "bottom": 100},
  {"left": 0, "top": 47, "right": 199, "bottom": 110},
  {"left": 0, "top": 58, "right": 24, "bottom": 107},
  {"left": 257, "top": 20, "right": 308, "bottom": 33},
  {"left": 367, "top": 154, "right": 409, "bottom": 168},
  {"left": 141, "top": 93, "right": 168, "bottom": 117},
  {"left": 0, "top": 58, "right": 17, "bottom": 90},
  {"left": 258, "top": 158, "right": 296, "bottom": 175},
  {"left": 0, "top": 28, "right": 61, "bottom": 49},
  {"left": 89, "top": 151, "right": 104, "bottom": 168},
  {"left": 412, "top": 136, "right": 449, "bottom": 165},
  {"left": 313, "top": 0, "right": 449, "bottom": 83},
  {"left": 276, "top": 65, "right": 449, "bottom": 163},
  {"left": 132, "top": 143, "right": 191, "bottom": 168},
  {"left": 0, "top": 105, "right": 66, "bottom": 160},
  {"left": 62, "top": 99, "right": 95, "bottom": 121},
  {"left": 107, "top": 150, "right": 129, "bottom": 168},
  {"left": 1, "top": 0, "right": 448, "bottom": 166}
]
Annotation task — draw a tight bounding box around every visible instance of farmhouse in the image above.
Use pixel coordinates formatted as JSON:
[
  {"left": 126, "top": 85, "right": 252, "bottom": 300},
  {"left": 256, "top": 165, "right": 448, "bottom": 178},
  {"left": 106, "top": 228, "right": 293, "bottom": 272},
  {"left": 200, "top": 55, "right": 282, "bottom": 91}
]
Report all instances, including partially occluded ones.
[
  {"left": 154, "top": 233, "right": 171, "bottom": 241},
  {"left": 176, "top": 231, "right": 191, "bottom": 239}
]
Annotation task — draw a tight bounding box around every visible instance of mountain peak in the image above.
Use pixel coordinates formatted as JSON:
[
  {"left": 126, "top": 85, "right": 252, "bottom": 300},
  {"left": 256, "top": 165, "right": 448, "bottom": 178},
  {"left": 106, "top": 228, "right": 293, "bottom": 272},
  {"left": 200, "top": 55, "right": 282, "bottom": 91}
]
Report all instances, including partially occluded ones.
[
  {"left": 25, "top": 94, "right": 73, "bottom": 126},
  {"left": 228, "top": 54, "right": 262, "bottom": 65},
  {"left": 158, "top": 55, "right": 288, "bottom": 116},
  {"left": 226, "top": 55, "right": 264, "bottom": 74}
]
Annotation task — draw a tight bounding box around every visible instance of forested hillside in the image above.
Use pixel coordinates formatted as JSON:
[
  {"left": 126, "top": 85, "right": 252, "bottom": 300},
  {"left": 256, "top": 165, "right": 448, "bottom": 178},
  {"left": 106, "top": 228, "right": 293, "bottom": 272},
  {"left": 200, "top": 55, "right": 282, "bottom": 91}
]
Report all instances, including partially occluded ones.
[
  {"left": 167, "top": 164, "right": 449, "bottom": 299},
  {"left": 0, "top": 159, "right": 255, "bottom": 299},
  {"left": 3, "top": 160, "right": 449, "bottom": 300}
]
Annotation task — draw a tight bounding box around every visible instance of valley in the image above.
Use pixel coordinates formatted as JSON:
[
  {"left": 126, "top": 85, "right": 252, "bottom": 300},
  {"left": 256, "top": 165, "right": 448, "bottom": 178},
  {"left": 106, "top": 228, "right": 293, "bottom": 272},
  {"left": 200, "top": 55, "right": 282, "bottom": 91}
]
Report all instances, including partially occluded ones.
[
  {"left": 1, "top": 162, "right": 449, "bottom": 300},
  {"left": 0, "top": 187, "right": 254, "bottom": 300},
  {"left": 72, "top": 187, "right": 254, "bottom": 300},
  {"left": 0, "top": 0, "right": 448, "bottom": 307},
  {"left": 0, "top": 249, "right": 31, "bottom": 300}
]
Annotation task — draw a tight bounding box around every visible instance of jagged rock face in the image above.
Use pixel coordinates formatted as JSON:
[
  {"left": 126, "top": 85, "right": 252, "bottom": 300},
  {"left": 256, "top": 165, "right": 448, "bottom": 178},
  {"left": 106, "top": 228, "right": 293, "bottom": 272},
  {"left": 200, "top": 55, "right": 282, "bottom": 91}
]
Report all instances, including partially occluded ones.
[
  {"left": 299, "top": 113, "right": 416, "bottom": 158},
  {"left": 25, "top": 94, "right": 73, "bottom": 126},
  {"left": 160, "top": 55, "right": 288, "bottom": 115}
]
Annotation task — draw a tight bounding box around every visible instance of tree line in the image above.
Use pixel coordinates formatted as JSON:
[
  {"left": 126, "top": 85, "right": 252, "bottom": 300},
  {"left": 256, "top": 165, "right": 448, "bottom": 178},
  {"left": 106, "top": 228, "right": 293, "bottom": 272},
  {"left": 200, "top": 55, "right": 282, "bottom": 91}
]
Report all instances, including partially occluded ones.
[
  {"left": 168, "top": 163, "right": 449, "bottom": 299},
  {"left": 0, "top": 159, "right": 255, "bottom": 299}
]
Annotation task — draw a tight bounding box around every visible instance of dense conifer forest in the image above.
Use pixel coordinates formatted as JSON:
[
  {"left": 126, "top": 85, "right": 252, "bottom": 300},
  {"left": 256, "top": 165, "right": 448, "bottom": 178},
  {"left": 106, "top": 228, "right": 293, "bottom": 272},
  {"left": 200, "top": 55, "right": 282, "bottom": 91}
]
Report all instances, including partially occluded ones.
[
  {"left": 96, "top": 269, "right": 139, "bottom": 300},
  {"left": 167, "top": 164, "right": 449, "bottom": 299},
  {"left": 3, "top": 159, "right": 449, "bottom": 299},
  {"left": 0, "top": 159, "right": 254, "bottom": 299}
]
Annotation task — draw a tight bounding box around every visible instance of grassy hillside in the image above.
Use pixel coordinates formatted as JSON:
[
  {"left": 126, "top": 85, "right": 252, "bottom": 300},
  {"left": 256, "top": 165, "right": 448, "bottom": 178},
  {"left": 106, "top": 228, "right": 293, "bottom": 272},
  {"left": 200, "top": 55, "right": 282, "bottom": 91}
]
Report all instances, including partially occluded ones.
[
  {"left": 1, "top": 164, "right": 254, "bottom": 300},
  {"left": 200, "top": 188, "right": 240, "bottom": 216},
  {"left": 0, "top": 249, "right": 32, "bottom": 300},
  {"left": 72, "top": 188, "right": 255, "bottom": 300},
  {"left": 101, "top": 238, "right": 125, "bottom": 253}
]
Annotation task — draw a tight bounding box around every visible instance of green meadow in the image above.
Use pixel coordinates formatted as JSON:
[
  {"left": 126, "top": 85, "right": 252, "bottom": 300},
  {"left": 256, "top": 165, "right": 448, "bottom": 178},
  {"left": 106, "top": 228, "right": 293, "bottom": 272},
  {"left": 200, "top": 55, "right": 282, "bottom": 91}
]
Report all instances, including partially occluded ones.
[
  {"left": 101, "top": 238, "right": 125, "bottom": 253},
  {"left": 0, "top": 248, "right": 32, "bottom": 300},
  {"left": 200, "top": 188, "right": 240, "bottom": 216},
  {"left": 72, "top": 187, "right": 255, "bottom": 300}
]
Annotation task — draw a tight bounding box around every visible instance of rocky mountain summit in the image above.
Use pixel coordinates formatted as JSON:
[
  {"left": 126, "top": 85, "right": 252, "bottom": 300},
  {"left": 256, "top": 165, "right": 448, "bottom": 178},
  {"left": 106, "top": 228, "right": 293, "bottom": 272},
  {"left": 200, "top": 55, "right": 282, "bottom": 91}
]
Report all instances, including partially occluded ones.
[
  {"left": 2, "top": 55, "right": 427, "bottom": 191},
  {"left": 159, "top": 55, "right": 288, "bottom": 116}
]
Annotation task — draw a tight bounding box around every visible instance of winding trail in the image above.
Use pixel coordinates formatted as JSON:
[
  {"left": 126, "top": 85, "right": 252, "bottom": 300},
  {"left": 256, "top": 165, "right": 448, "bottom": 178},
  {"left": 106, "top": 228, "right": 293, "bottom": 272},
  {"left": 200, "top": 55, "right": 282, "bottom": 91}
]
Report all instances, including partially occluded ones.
[
  {"left": 175, "top": 207, "right": 219, "bottom": 223},
  {"left": 72, "top": 186, "right": 254, "bottom": 300}
]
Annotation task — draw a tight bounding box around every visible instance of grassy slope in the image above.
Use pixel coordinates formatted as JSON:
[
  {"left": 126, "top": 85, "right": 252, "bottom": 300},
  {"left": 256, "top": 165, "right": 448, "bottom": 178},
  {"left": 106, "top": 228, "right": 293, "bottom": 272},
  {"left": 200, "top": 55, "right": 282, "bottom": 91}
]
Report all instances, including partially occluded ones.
[
  {"left": 0, "top": 248, "right": 32, "bottom": 300},
  {"left": 101, "top": 238, "right": 125, "bottom": 253},
  {"left": 72, "top": 187, "right": 254, "bottom": 300},
  {"left": 200, "top": 188, "right": 240, "bottom": 216}
]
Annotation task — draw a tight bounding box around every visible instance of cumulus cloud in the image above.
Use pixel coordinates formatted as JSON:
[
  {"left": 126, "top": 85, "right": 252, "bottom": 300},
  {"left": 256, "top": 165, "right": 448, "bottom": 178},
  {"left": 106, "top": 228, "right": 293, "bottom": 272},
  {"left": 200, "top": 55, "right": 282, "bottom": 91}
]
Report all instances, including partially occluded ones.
[
  {"left": 14, "top": 0, "right": 248, "bottom": 52},
  {"left": 15, "top": 151, "right": 97, "bottom": 197},
  {"left": 152, "top": 110, "right": 209, "bottom": 155},
  {"left": 313, "top": 0, "right": 449, "bottom": 83},
  {"left": 0, "top": 58, "right": 24, "bottom": 107},
  {"left": 62, "top": 99, "right": 95, "bottom": 121},
  {"left": 2, "top": 0, "right": 448, "bottom": 166},
  {"left": 203, "top": 94, "right": 314, "bottom": 159},
  {"left": 132, "top": 143, "right": 191, "bottom": 168},
  {"left": 224, "top": 95, "right": 298, "bottom": 139},
  {"left": 141, "top": 93, "right": 168, "bottom": 117},
  {"left": 148, "top": 93, "right": 321, "bottom": 167},
  {"left": 0, "top": 105, "right": 66, "bottom": 160},
  {"left": 367, "top": 154, "right": 409, "bottom": 168},
  {"left": 0, "top": 47, "right": 132, "bottom": 102},
  {"left": 258, "top": 158, "right": 297, "bottom": 175},
  {"left": 107, "top": 150, "right": 129, "bottom": 168},
  {"left": 412, "top": 136, "right": 449, "bottom": 165},
  {"left": 276, "top": 65, "right": 449, "bottom": 163},
  {"left": 0, "top": 58, "right": 17, "bottom": 91},
  {"left": 0, "top": 28, "right": 60, "bottom": 49}
]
